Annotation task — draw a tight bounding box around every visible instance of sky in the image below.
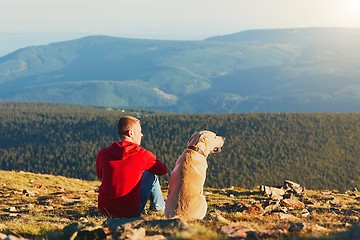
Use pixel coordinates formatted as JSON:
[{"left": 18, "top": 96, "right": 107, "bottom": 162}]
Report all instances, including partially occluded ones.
[{"left": 1, "top": 0, "right": 360, "bottom": 55}]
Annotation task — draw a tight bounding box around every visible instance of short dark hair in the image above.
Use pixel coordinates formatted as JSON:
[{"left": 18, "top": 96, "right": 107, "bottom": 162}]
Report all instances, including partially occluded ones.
[{"left": 117, "top": 116, "right": 140, "bottom": 138}]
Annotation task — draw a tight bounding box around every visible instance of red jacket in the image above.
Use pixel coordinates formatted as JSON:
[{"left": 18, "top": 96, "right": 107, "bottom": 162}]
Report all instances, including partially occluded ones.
[{"left": 96, "top": 141, "right": 167, "bottom": 217}]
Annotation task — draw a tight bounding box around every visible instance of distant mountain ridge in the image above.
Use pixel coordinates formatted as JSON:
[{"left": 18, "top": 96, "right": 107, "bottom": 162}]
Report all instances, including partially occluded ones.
[{"left": 0, "top": 27, "right": 359, "bottom": 113}]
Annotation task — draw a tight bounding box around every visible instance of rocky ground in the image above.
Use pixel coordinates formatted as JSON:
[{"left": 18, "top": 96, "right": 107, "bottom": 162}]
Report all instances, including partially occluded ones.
[{"left": 0, "top": 170, "right": 359, "bottom": 239}]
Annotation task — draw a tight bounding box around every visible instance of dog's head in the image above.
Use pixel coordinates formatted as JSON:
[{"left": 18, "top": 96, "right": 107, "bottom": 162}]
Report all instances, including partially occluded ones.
[{"left": 187, "top": 130, "right": 225, "bottom": 155}]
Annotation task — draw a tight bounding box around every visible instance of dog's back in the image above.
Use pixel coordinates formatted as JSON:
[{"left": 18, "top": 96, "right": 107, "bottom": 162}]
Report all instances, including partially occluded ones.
[
  {"left": 165, "top": 149, "right": 208, "bottom": 219},
  {"left": 165, "top": 130, "right": 225, "bottom": 220}
]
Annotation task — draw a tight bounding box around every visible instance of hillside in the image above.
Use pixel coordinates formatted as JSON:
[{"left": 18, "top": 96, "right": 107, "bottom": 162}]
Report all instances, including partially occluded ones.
[
  {"left": 1, "top": 102, "right": 360, "bottom": 192},
  {"left": 0, "top": 27, "right": 360, "bottom": 113},
  {"left": 0, "top": 170, "right": 359, "bottom": 239}
]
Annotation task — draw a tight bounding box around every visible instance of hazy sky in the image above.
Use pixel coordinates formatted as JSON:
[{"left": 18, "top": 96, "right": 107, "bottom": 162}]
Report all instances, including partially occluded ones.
[{"left": 1, "top": 0, "right": 360, "bottom": 55}]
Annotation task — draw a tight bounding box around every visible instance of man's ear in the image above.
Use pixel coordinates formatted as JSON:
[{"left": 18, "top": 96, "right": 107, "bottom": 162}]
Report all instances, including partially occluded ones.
[{"left": 127, "top": 129, "right": 134, "bottom": 137}]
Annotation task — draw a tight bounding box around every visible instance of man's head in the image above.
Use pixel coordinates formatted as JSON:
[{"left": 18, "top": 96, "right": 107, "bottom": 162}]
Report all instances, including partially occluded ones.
[{"left": 117, "top": 116, "right": 143, "bottom": 145}]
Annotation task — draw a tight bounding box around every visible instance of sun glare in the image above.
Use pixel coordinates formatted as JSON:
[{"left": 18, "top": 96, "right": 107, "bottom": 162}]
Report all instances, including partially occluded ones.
[{"left": 340, "top": 0, "right": 360, "bottom": 25}]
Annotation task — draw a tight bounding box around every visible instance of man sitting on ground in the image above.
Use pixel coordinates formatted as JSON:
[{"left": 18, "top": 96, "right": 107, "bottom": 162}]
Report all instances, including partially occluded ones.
[{"left": 96, "top": 115, "right": 168, "bottom": 217}]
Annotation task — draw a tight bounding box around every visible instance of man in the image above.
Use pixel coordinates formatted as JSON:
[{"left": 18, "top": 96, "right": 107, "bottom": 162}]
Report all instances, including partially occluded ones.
[{"left": 96, "top": 115, "right": 168, "bottom": 218}]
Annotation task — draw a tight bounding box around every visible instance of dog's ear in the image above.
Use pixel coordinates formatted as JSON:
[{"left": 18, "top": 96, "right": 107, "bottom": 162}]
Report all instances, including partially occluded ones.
[
  {"left": 187, "top": 132, "right": 200, "bottom": 146},
  {"left": 198, "top": 132, "right": 207, "bottom": 143}
]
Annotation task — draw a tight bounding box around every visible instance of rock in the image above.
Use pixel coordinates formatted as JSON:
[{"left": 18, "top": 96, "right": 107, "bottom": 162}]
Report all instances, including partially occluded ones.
[
  {"left": 221, "top": 223, "right": 255, "bottom": 239},
  {"left": 78, "top": 217, "right": 89, "bottom": 223},
  {"left": 22, "top": 189, "right": 37, "bottom": 197},
  {"left": 284, "top": 180, "right": 305, "bottom": 195},
  {"left": 37, "top": 196, "right": 53, "bottom": 205},
  {"left": 104, "top": 218, "right": 143, "bottom": 231},
  {"left": 280, "top": 194, "right": 305, "bottom": 209},
  {"left": 203, "top": 191, "right": 212, "bottom": 196},
  {"left": 144, "top": 235, "right": 166, "bottom": 240},
  {"left": 261, "top": 180, "right": 305, "bottom": 200},
  {"left": 260, "top": 185, "right": 285, "bottom": 199},
  {"left": 102, "top": 217, "right": 188, "bottom": 239},
  {"left": 244, "top": 203, "right": 264, "bottom": 216},
  {"left": 288, "top": 222, "right": 327, "bottom": 233},
  {"left": 142, "top": 218, "right": 189, "bottom": 231},
  {"left": 0, "top": 232, "right": 28, "bottom": 240},
  {"left": 43, "top": 206, "right": 54, "bottom": 211},
  {"left": 59, "top": 218, "right": 71, "bottom": 223},
  {"left": 217, "top": 202, "right": 249, "bottom": 213},
  {"left": 302, "top": 198, "right": 316, "bottom": 205},
  {"left": 62, "top": 222, "right": 101, "bottom": 240},
  {"left": 61, "top": 196, "right": 74, "bottom": 203},
  {"left": 9, "top": 207, "right": 17, "bottom": 212},
  {"left": 27, "top": 204, "right": 35, "bottom": 210},
  {"left": 104, "top": 218, "right": 145, "bottom": 239},
  {"left": 124, "top": 227, "right": 146, "bottom": 239},
  {"left": 301, "top": 209, "right": 310, "bottom": 218},
  {"left": 276, "top": 213, "right": 297, "bottom": 220},
  {"left": 216, "top": 214, "right": 231, "bottom": 224},
  {"left": 207, "top": 210, "right": 231, "bottom": 224},
  {"left": 75, "top": 228, "right": 107, "bottom": 240},
  {"left": 288, "top": 222, "right": 305, "bottom": 233},
  {"left": 32, "top": 183, "right": 43, "bottom": 189},
  {"left": 221, "top": 223, "right": 290, "bottom": 239},
  {"left": 258, "top": 228, "right": 289, "bottom": 239},
  {"left": 329, "top": 198, "right": 342, "bottom": 208},
  {"left": 263, "top": 201, "right": 287, "bottom": 214}
]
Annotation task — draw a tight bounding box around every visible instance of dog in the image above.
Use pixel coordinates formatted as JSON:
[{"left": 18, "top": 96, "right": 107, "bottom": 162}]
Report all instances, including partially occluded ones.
[{"left": 165, "top": 130, "right": 225, "bottom": 220}]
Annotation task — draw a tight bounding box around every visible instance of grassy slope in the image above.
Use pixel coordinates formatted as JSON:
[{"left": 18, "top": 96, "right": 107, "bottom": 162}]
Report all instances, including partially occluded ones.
[{"left": 1, "top": 170, "right": 359, "bottom": 239}]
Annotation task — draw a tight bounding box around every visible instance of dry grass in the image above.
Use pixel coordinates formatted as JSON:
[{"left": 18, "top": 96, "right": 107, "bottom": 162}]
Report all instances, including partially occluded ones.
[
  {"left": 0, "top": 170, "right": 359, "bottom": 239},
  {"left": 0, "top": 170, "right": 103, "bottom": 239}
]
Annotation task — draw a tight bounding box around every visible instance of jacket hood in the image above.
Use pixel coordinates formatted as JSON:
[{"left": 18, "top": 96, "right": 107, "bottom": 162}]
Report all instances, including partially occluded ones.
[{"left": 106, "top": 141, "right": 141, "bottom": 160}]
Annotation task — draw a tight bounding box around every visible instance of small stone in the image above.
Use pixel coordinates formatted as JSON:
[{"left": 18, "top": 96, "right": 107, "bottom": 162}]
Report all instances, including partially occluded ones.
[
  {"left": 60, "top": 218, "right": 71, "bottom": 223},
  {"left": 44, "top": 206, "right": 54, "bottom": 210},
  {"left": 301, "top": 209, "right": 310, "bottom": 218},
  {"left": 9, "top": 206, "right": 17, "bottom": 212},
  {"left": 277, "top": 213, "right": 297, "bottom": 220},
  {"left": 216, "top": 214, "right": 231, "bottom": 224},
  {"left": 125, "top": 227, "right": 146, "bottom": 239},
  {"left": 27, "top": 204, "right": 35, "bottom": 209},
  {"left": 23, "top": 189, "right": 37, "bottom": 197}
]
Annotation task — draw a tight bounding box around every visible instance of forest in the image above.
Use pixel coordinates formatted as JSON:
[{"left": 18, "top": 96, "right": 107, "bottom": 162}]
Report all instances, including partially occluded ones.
[{"left": 0, "top": 102, "right": 359, "bottom": 191}]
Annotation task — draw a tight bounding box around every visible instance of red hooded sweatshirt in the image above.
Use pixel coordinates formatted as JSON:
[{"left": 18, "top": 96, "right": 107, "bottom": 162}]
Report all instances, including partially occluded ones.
[{"left": 96, "top": 141, "right": 167, "bottom": 217}]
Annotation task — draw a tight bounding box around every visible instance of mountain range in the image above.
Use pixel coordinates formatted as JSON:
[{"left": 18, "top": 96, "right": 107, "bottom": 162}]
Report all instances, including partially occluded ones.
[{"left": 0, "top": 27, "right": 359, "bottom": 113}]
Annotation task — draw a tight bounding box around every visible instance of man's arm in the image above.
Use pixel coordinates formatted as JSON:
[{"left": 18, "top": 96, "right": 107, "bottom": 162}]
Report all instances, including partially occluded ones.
[
  {"left": 148, "top": 159, "right": 168, "bottom": 176},
  {"left": 96, "top": 151, "right": 103, "bottom": 178}
]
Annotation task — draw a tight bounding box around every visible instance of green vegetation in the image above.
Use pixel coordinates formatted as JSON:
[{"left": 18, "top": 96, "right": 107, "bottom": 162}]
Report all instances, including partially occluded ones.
[{"left": 1, "top": 102, "right": 360, "bottom": 191}]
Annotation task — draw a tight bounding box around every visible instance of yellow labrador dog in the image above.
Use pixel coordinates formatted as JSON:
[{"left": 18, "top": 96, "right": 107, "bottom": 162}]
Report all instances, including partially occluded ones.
[{"left": 165, "top": 130, "right": 225, "bottom": 220}]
